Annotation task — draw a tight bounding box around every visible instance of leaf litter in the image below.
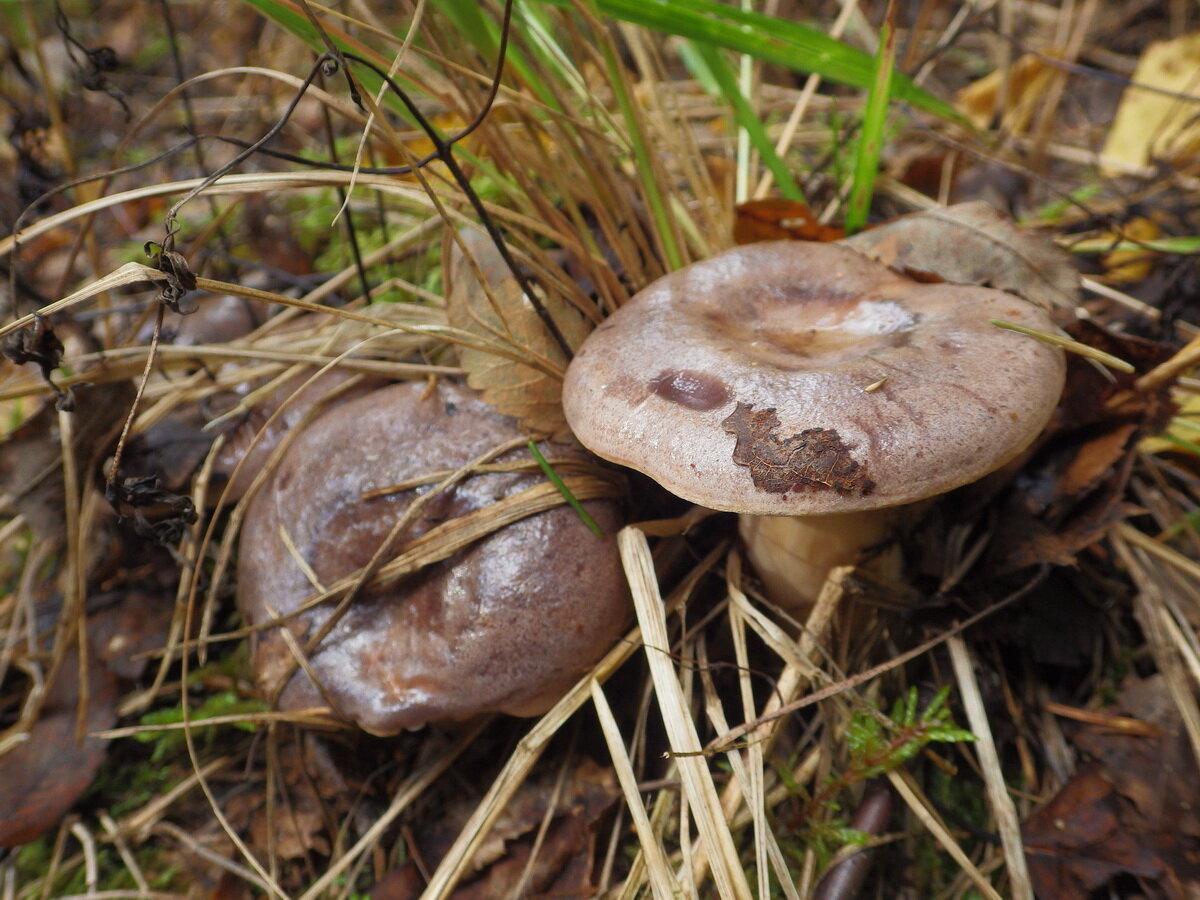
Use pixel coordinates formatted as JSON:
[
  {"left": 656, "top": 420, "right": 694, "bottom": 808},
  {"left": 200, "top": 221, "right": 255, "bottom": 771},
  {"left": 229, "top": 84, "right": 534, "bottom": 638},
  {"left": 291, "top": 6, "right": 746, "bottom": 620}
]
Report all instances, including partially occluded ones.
[{"left": 3, "top": 1, "right": 1200, "bottom": 898}]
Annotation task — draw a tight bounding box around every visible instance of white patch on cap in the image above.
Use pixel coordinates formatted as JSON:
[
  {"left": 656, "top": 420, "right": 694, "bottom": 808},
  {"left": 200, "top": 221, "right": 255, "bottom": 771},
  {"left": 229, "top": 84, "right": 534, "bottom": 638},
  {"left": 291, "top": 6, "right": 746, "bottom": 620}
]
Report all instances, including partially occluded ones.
[
  {"left": 683, "top": 252, "right": 749, "bottom": 295},
  {"left": 817, "top": 300, "right": 915, "bottom": 335}
]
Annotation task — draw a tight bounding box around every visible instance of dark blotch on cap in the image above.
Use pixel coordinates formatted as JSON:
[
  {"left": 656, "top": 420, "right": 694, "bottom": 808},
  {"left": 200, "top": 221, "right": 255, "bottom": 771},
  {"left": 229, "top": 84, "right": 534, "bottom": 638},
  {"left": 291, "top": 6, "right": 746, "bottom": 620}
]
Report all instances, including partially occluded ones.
[{"left": 649, "top": 369, "right": 731, "bottom": 411}]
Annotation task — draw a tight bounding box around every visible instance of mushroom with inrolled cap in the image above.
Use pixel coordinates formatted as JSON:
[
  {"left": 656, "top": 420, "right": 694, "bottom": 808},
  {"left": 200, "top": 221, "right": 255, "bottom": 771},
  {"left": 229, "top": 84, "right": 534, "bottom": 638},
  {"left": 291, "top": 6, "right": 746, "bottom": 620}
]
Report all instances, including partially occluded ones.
[
  {"left": 562, "top": 240, "right": 1067, "bottom": 608},
  {"left": 237, "top": 380, "right": 630, "bottom": 734}
]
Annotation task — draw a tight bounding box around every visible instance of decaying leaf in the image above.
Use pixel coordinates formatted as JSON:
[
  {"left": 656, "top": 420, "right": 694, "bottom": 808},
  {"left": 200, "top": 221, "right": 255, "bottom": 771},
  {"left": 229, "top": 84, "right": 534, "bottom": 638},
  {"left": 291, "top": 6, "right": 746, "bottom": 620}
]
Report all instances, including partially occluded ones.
[
  {"left": 954, "top": 52, "right": 1063, "bottom": 134},
  {"left": 0, "top": 641, "right": 118, "bottom": 848},
  {"left": 986, "top": 321, "right": 1176, "bottom": 571},
  {"left": 0, "top": 381, "right": 134, "bottom": 541},
  {"left": 226, "top": 736, "right": 346, "bottom": 861},
  {"left": 1102, "top": 31, "right": 1200, "bottom": 175},
  {"left": 1024, "top": 675, "right": 1200, "bottom": 898},
  {"left": 374, "top": 756, "right": 618, "bottom": 899},
  {"left": 446, "top": 229, "right": 590, "bottom": 440},
  {"left": 720, "top": 403, "right": 874, "bottom": 497},
  {"left": 841, "top": 202, "right": 1080, "bottom": 310},
  {"left": 733, "top": 199, "right": 844, "bottom": 244}
]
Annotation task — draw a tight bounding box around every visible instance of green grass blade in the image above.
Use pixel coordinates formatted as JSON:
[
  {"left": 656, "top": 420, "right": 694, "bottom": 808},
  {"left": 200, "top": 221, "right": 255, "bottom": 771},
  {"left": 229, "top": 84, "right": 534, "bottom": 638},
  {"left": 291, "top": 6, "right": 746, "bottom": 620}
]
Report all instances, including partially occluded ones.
[
  {"left": 527, "top": 442, "right": 604, "bottom": 537},
  {"left": 596, "top": 34, "right": 683, "bottom": 270},
  {"left": 686, "top": 40, "right": 806, "bottom": 203},
  {"left": 1069, "top": 235, "right": 1200, "bottom": 255},
  {"left": 548, "top": 0, "right": 964, "bottom": 122},
  {"left": 844, "top": 2, "right": 896, "bottom": 234}
]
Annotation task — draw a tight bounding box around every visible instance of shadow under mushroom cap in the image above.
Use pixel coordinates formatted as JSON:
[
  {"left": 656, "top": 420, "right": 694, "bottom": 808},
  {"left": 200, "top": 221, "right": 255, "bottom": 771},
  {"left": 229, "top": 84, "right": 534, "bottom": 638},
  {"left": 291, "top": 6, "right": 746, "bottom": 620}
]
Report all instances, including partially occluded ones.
[
  {"left": 563, "top": 241, "right": 1067, "bottom": 516},
  {"left": 237, "top": 381, "right": 629, "bottom": 735}
]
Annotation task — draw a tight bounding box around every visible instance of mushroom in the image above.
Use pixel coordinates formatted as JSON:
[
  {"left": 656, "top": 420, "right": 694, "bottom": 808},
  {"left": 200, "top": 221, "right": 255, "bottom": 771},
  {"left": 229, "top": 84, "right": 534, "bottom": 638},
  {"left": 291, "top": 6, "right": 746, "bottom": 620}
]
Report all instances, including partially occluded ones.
[
  {"left": 237, "top": 380, "right": 629, "bottom": 734},
  {"left": 562, "top": 240, "right": 1066, "bottom": 608}
]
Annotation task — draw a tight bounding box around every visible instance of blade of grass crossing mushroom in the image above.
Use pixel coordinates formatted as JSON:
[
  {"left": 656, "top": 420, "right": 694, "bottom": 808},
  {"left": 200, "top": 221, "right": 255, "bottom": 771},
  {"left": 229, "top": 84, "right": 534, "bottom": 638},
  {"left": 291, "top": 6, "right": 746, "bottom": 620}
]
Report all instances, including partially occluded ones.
[
  {"left": 619, "top": 527, "right": 753, "bottom": 900},
  {"left": 947, "top": 636, "right": 1034, "bottom": 900},
  {"left": 527, "top": 441, "right": 604, "bottom": 537},
  {"left": 989, "top": 319, "right": 1135, "bottom": 372},
  {"left": 844, "top": 0, "right": 896, "bottom": 235},
  {"left": 685, "top": 40, "right": 806, "bottom": 203},
  {"left": 725, "top": 605, "right": 777, "bottom": 899},
  {"left": 591, "top": 680, "right": 681, "bottom": 900}
]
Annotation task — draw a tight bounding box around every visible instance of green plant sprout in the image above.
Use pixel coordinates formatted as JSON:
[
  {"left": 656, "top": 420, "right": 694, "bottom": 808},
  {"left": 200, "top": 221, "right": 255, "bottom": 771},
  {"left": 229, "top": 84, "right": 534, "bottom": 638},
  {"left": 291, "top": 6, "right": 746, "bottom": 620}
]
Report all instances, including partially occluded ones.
[{"left": 794, "top": 687, "right": 976, "bottom": 867}]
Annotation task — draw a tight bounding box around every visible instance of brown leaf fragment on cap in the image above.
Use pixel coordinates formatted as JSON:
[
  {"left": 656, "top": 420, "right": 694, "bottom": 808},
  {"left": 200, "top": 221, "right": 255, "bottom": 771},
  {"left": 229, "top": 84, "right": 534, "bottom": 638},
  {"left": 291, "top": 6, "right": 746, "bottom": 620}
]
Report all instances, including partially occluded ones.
[{"left": 721, "top": 403, "right": 874, "bottom": 497}]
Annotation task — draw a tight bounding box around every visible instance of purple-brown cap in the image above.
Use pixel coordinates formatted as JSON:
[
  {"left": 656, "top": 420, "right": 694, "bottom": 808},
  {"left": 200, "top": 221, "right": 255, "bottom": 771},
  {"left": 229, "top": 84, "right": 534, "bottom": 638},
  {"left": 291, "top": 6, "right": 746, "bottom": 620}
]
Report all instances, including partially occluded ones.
[
  {"left": 237, "top": 381, "right": 629, "bottom": 734},
  {"left": 563, "top": 241, "right": 1066, "bottom": 515}
]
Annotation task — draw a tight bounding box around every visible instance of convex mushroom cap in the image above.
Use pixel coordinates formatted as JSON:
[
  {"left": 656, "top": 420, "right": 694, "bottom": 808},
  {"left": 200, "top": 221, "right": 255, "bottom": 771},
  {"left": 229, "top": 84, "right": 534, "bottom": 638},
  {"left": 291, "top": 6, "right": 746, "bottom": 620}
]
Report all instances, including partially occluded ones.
[
  {"left": 237, "top": 381, "right": 629, "bottom": 735},
  {"left": 563, "top": 241, "right": 1066, "bottom": 515}
]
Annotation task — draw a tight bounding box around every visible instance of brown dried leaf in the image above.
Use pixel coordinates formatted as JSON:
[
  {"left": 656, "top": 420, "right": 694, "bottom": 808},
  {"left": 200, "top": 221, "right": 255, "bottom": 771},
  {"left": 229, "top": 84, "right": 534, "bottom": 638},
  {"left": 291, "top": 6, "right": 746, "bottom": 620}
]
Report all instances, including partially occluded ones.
[
  {"left": 1024, "top": 675, "right": 1200, "bottom": 898},
  {"left": 986, "top": 321, "right": 1176, "bottom": 571},
  {"left": 721, "top": 403, "right": 874, "bottom": 497},
  {"left": 841, "top": 202, "right": 1080, "bottom": 310},
  {"left": 733, "top": 199, "right": 844, "bottom": 244},
  {"left": 231, "top": 737, "right": 342, "bottom": 861},
  {"left": 374, "top": 756, "right": 618, "bottom": 899},
  {"left": 1023, "top": 764, "right": 1166, "bottom": 900},
  {"left": 445, "top": 229, "right": 590, "bottom": 440},
  {"left": 0, "top": 382, "right": 134, "bottom": 541},
  {"left": 0, "top": 643, "right": 117, "bottom": 847}
]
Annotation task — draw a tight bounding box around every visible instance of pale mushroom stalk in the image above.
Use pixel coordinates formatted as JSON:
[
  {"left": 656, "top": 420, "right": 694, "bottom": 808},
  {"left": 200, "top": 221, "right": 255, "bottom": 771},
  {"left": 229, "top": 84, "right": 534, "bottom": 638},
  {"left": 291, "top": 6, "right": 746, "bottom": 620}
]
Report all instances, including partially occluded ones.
[
  {"left": 563, "top": 240, "right": 1067, "bottom": 611},
  {"left": 738, "top": 508, "right": 902, "bottom": 608}
]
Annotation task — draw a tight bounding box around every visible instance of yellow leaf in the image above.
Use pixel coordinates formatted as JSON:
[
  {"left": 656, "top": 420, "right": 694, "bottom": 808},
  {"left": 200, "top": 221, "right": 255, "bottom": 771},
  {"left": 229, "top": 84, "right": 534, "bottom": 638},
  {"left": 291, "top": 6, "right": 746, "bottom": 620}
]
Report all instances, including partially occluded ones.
[
  {"left": 955, "top": 52, "right": 1061, "bottom": 133},
  {"left": 1102, "top": 32, "right": 1200, "bottom": 175},
  {"left": 1101, "top": 217, "right": 1162, "bottom": 284}
]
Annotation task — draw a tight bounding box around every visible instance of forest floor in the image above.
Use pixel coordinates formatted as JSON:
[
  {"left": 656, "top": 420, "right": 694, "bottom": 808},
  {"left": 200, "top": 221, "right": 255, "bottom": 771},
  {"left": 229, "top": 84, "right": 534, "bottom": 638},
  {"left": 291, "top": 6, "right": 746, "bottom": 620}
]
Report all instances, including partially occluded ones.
[{"left": 2, "top": 1, "right": 1200, "bottom": 898}]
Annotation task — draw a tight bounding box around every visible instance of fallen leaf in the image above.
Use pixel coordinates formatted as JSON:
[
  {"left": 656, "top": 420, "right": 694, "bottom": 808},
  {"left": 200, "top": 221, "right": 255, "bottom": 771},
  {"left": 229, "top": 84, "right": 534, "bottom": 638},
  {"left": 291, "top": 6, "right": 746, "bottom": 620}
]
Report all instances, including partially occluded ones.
[
  {"left": 0, "top": 642, "right": 118, "bottom": 847},
  {"left": 720, "top": 403, "right": 874, "bottom": 497},
  {"left": 733, "top": 199, "right": 844, "bottom": 244},
  {"left": 986, "top": 321, "right": 1175, "bottom": 571},
  {"left": 840, "top": 202, "right": 1080, "bottom": 310},
  {"left": 1102, "top": 32, "right": 1200, "bottom": 175},
  {"left": 1024, "top": 764, "right": 1166, "bottom": 899},
  {"left": 0, "top": 382, "right": 134, "bottom": 541},
  {"left": 227, "top": 736, "right": 344, "bottom": 861},
  {"left": 1072, "top": 676, "right": 1200, "bottom": 841},
  {"left": 955, "top": 52, "right": 1062, "bottom": 134},
  {"left": 374, "top": 755, "right": 618, "bottom": 898},
  {"left": 445, "top": 229, "right": 590, "bottom": 440},
  {"left": 1101, "top": 217, "right": 1163, "bottom": 284},
  {"left": 1024, "top": 675, "right": 1200, "bottom": 898}
]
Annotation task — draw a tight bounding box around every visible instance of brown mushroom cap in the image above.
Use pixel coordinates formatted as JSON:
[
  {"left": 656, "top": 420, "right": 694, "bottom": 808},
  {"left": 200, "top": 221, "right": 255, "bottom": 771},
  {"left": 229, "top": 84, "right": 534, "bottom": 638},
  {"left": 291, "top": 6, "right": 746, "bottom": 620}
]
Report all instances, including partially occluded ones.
[
  {"left": 563, "top": 241, "right": 1066, "bottom": 515},
  {"left": 237, "top": 381, "right": 629, "bottom": 735}
]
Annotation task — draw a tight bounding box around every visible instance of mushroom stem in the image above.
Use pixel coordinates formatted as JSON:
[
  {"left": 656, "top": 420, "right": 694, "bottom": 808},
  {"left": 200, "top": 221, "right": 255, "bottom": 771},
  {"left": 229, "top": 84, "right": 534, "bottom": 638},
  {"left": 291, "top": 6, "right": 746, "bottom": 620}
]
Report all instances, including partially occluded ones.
[{"left": 738, "top": 509, "right": 904, "bottom": 610}]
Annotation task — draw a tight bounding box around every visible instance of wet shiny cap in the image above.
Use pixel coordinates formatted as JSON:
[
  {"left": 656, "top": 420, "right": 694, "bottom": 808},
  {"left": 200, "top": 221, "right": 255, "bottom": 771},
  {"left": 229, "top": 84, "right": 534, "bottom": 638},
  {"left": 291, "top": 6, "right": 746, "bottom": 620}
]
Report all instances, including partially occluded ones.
[
  {"left": 238, "top": 380, "right": 629, "bottom": 734},
  {"left": 563, "top": 241, "right": 1066, "bottom": 515}
]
